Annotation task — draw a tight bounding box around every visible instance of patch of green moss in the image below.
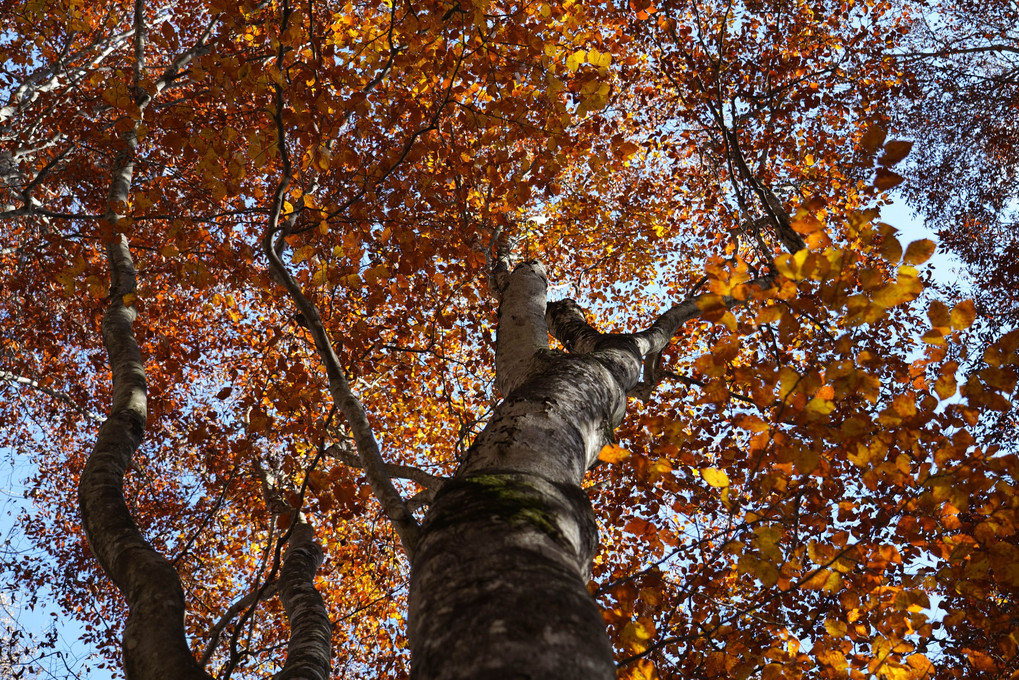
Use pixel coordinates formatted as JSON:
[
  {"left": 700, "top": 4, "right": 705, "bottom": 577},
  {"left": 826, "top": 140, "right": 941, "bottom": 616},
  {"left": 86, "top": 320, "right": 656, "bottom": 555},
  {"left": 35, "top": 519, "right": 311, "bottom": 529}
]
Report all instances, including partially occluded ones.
[{"left": 426, "top": 473, "right": 567, "bottom": 544}]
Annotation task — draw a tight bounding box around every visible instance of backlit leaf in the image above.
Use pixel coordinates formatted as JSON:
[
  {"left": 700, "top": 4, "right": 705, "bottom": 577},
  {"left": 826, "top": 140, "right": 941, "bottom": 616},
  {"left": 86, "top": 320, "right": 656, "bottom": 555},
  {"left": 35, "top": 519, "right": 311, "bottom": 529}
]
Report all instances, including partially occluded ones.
[
  {"left": 701, "top": 467, "right": 729, "bottom": 488},
  {"left": 598, "top": 443, "right": 630, "bottom": 464},
  {"left": 950, "top": 299, "right": 976, "bottom": 330},
  {"left": 903, "top": 239, "right": 935, "bottom": 265}
]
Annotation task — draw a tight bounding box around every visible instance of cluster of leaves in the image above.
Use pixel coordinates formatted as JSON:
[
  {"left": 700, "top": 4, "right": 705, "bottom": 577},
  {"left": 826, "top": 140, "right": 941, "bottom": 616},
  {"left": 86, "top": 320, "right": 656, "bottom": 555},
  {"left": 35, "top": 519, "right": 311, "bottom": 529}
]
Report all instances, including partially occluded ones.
[{"left": 0, "top": 0, "right": 1016, "bottom": 678}]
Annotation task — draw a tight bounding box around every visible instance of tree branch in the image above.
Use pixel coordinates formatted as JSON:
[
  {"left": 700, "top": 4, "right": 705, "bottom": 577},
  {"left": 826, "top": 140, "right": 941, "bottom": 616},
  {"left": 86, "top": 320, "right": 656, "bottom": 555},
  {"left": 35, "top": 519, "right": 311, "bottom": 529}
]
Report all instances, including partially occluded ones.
[
  {"left": 632, "top": 277, "right": 773, "bottom": 357},
  {"left": 0, "top": 371, "right": 103, "bottom": 422},
  {"left": 547, "top": 277, "right": 774, "bottom": 401},
  {"left": 494, "top": 262, "right": 551, "bottom": 395},
  {"left": 76, "top": 2, "right": 213, "bottom": 677},
  {"left": 895, "top": 43, "right": 1019, "bottom": 60},
  {"left": 325, "top": 444, "right": 446, "bottom": 491},
  {"left": 199, "top": 581, "right": 279, "bottom": 667},
  {"left": 274, "top": 520, "right": 331, "bottom": 680},
  {"left": 259, "top": 2, "right": 419, "bottom": 560}
]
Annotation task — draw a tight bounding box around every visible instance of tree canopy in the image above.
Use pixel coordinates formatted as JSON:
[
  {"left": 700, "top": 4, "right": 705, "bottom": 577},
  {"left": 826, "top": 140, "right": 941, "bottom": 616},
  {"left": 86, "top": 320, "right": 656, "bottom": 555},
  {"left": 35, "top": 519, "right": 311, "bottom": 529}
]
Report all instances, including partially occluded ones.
[{"left": 1, "top": 0, "right": 1018, "bottom": 678}]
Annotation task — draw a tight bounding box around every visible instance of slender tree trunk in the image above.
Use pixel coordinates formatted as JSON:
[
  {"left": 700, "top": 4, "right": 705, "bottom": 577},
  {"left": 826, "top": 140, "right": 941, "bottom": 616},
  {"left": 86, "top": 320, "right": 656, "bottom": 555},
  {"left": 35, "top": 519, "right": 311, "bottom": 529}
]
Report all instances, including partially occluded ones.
[{"left": 408, "top": 262, "right": 643, "bottom": 679}]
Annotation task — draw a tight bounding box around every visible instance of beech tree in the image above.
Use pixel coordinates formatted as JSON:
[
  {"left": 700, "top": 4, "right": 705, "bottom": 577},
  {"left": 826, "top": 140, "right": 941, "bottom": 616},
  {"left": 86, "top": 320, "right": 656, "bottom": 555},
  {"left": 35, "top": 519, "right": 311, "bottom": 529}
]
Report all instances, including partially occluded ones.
[
  {"left": 893, "top": 0, "right": 1019, "bottom": 323},
  {"left": 887, "top": 0, "right": 1019, "bottom": 464},
  {"left": 1, "top": 0, "right": 1018, "bottom": 679}
]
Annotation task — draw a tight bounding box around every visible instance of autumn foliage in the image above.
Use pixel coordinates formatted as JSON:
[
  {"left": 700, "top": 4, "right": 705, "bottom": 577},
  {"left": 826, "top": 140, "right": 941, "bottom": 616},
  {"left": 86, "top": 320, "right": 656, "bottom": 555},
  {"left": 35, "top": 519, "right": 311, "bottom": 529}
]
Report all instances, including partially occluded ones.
[{"left": 1, "top": 0, "right": 1018, "bottom": 678}]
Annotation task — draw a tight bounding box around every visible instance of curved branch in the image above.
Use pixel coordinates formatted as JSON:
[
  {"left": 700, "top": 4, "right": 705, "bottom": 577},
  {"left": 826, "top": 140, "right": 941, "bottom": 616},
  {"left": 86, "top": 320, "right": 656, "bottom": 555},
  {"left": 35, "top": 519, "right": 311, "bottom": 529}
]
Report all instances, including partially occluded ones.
[
  {"left": 259, "top": 2, "right": 419, "bottom": 560},
  {"left": 0, "top": 370, "right": 102, "bottom": 422},
  {"left": 632, "top": 277, "right": 774, "bottom": 357},
  {"left": 76, "top": 3, "right": 213, "bottom": 678},
  {"left": 547, "top": 277, "right": 774, "bottom": 401},
  {"left": 199, "top": 581, "right": 279, "bottom": 667}
]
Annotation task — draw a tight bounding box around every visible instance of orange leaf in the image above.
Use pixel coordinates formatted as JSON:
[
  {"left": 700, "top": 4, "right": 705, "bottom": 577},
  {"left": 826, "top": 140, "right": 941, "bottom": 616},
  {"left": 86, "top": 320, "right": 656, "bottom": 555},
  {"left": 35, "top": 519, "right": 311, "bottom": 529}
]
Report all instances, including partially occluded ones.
[
  {"left": 903, "top": 239, "right": 935, "bottom": 265},
  {"left": 598, "top": 443, "right": 630, "bottom": 464}
]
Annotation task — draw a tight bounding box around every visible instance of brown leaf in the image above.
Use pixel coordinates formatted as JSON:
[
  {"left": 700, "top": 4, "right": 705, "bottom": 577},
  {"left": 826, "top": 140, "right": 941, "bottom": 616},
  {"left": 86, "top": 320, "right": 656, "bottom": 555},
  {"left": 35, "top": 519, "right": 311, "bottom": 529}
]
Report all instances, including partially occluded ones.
[
  {"left": 874, "top": 168, "right": 905, "bottom": 191},
  {"left": 860, "top": 124, "right": 887, "bottom": 154},
  {"left": 880, "top": 140, "right": 913, "bottom": 166}
]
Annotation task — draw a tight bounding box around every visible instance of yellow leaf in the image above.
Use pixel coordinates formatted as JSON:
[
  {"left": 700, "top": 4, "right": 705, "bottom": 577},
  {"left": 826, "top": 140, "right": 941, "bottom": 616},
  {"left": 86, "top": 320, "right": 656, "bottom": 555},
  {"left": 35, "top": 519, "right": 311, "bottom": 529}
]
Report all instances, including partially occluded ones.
[
  {"left": 950, "top": 299, "right": 975, "bottom": 330},
  {"left": 879, "top": 234, "right": 903, "bottom": 262},
  {"left": 871, "top": 282, "right": 911, "bottom": 308},
  {"left": 695, "top": 293, "right": 725, "bottom": 311},
  {"left": 903, "top": 239, "right": 935, "bottom": 265},
  {"left": 121, "top": 293, "right": 136, "bottom": 307},
  {"left": 907, "top": 654, "right": 934, "bottom": 673},
  {"left": 805, "top": 397, "right": 834, "bottom": 415},
  {"left": 755, "top": 560, "right": 779, "bottom": 587},
  {"left": 566, "top": 49, "right": 586, "bottom": 71},
  {"left": 625, "top": 659, "right": 658, "bottom": 680},
  {"left": 621, "top": 619, "right": 654, "bottom": 653},
  {"left": 292, "top": 245, "right": 315, "bottom": 264},
  {"left": 631, "top": 617, "right": 655, "bottom": 640},
  {"left": 816, "top": 648, "right": 849, "bottom": 672},
  {"left": 756, "top": 306, "right": 782, "bottom": 324},
  {"left": 779, "top": 366, "right": 800, "bottom": 400},
  {"left": 701, "top": 467, "right": 729, "bottom": 487},
  {"left": 824, "top": 618, "right": 847, "bottom": 637},
  {"left": 790, "top": 213, "right": 823, "bottom": 235},
  {"left": 882, "top": 666, "right": 912, "bottom": 680},
  {"left": 598, "top": 443, "right": 629, "bottom": 464},
  {"left": 934, "top": 374, "right": 957, "bottom": 400},
  {"left": 734, "top": 414, "right": 769, "bottom": 432},
  {"left": 317, "top": 148, "right": 331, "bottom": 170},
  {"left": 648, "top": 458, "right": 672, "bottom": 480}
]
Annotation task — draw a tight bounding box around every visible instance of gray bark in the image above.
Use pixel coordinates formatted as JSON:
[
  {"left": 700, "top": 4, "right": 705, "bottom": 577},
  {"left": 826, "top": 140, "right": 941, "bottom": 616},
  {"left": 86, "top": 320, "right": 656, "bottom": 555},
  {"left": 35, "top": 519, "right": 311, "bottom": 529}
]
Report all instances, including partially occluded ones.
[
  {"left": 274, "top": 521, "right": 332, "bottom": 680},
  {"left": 78, "top": 212, "right": 214, "bottom": 680},
  {"left": 409, "top": 263, "right": 647, "bottom": 680},
  {"left": 407, "top": 258, "right": 771, "bottom": 678},
  {"left": 76, "top": 4, "right": 331, "bottom": 678}
]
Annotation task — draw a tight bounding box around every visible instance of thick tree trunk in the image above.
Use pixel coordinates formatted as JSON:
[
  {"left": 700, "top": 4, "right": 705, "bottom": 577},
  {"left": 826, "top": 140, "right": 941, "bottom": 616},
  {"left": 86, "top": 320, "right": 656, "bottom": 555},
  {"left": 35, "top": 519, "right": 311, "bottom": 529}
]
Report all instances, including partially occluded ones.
[{"left": 408, "top": 262, "right": 642, "bottom": 679}]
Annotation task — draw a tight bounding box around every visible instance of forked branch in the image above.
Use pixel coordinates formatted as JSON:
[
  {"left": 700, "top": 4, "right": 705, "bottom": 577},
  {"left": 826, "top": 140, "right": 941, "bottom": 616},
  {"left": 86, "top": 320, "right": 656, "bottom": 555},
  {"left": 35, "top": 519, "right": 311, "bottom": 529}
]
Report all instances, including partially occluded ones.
[{"left": 547, "top": 277, "right": 774, "bottom": 401}]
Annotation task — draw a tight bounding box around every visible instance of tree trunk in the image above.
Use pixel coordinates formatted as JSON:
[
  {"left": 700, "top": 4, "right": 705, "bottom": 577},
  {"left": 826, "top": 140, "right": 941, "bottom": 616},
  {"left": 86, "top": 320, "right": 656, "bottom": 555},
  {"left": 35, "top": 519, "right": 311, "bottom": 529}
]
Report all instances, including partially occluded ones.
[{"left": 408, "top": 262, "right": 642, "bottom": 679}]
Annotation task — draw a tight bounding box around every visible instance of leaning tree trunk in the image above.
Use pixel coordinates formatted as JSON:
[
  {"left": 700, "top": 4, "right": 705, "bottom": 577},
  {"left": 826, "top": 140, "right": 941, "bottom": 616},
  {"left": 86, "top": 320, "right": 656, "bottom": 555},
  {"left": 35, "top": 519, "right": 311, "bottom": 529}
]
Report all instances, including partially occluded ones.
[{"left": 408, "top": 261, "right": 648, "bottom": 679}]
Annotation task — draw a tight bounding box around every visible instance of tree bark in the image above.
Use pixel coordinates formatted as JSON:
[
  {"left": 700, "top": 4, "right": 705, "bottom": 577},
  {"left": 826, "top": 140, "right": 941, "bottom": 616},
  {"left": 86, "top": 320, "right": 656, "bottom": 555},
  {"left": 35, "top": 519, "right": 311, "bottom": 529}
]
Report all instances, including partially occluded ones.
[
  {"left": 408, "top": 262, "right": 644, "bottom": 680},
  {"left": 274, "top": 520, "right": 332, "bottom": 680}
]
